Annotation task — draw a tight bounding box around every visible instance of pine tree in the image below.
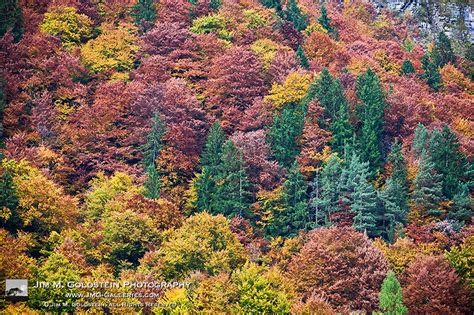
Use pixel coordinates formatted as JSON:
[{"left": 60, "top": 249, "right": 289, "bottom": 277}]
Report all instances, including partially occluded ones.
[
  {"left": 209, "top": 0, "right": 222, "bottom": 10},
  {"left": 351, "top": 174, "right": 378, "bottom": 235},
  {"left": 388, "top": 141, "right": 409, "bottom": 205},
  {"left": 260, "top": 0, "right": 282, "bottom": 11},
  {"left": 411, "top": 150, "right": 443, "bottom": 217},
  {"left": 429, "top": 126, "right": 468, "bottom": 199},
  {"left": 267, "top": 103, "right": 305, "bottom": 168},
  {"left": 296, "top": 45, "right": 309, "bottom": 69},
  {"left": 284, "top": 0, "right": 308, "bottom": 31},
  {"left": 214, "top": 140, "right": 252, "bottom": 218},
  {"left": 0, "top": 166, "right": 20, "bottom": 232},
  {"left": 142, "top": 112, "right": 165, "bottom": 199},
  {"left": 432, "top": 31, "right": 456, "bottom": 68},
  {"left": 308, "top": 155, "right": 342, "bottom": 226},
  {"left": 272, "top": 161, "right": 308, "bottom": 237},
  {"left": 0, "top": 0, "right": 23, "bottom": 41},
  {"left": 401, "top": 59, "right": 415, "bottom": 75},
  {"left": 304, "top": 68, "right": 354, "bottom": 153},
  {"left": 342, "top": 154, "right": 379, "bottom": 236},
  {"left": 329, "top": 79, "right": 353, "bottom": 154},
  {"left": 143, "top": 165, "right": 160, "bottom": 199},
  {"left": 201, "top": 121, "right": 226, "bottom": 176},
  {"left": 379, "top": 141, "right": 409, "bottom": 241},
  {"left": 195, "top": 167, "right": 215, "bottom": 212},
  {"left": 412, "top": 123, "right": 428, "bottom": 157},
  {"left": 355, "top": 68, "right": 386, "bottom": 177},
  {"left": 310, "top": 68, "right": 337, "bottom": 120},
  {"left": 195, "top": 121, "right": 226, "bottom": 212},
  {"left": 318, "top": 4, "right": 336, "bottom": 34},
  {"left": 379, "top": 271, "right": 408, "bottom": 315},
  {"left": 421, "top": 54, "right": 441, "bottom": 91},
  {"left": 0, "top": 79, "right": 6, "bottom": 149},
  {"left": 131, "top": 0, "right": 156, "bottom": 33},
  {"left": 447, "top": 183, "right": 473, "bottom": 223},
  {"left": 379, "top": 178, "right": 405, "bottom": 241}
]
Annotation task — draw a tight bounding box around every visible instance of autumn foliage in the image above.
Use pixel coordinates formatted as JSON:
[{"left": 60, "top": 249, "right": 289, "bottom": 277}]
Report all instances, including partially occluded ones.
[{"left": 0, "top": 0, "right": 472, "bottom": 313}]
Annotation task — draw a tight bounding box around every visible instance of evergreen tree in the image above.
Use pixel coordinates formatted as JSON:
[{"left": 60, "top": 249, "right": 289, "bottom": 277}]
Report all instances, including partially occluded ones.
[
  {"left": 432, "top": 31, "right": 456, "bottom": 68},
  {"left": 214, "top": 140, "right": 252, "bottom": 218},
  {"left": 260, "top": 0, "right": 282, "bottom": 11},
  {"left": 195, "top": 167, "right": 215, "bottom": 212},
  {"left": 411, "top": 150, "right": 443, "bottom": 217},
  {"left": 296, "top": 45, "right": 309, "bottom": 69},
  {"left": 308, "top": 155, "right": 342, "bottom": 226},
  {"left": 318, "top": 4, "right": 336, "bottom": 34},
  {"left": 143, "top": 165, "right": 160, "bottom": 199},
  {"left": 195, "top": 121, "right": 226, "bottom": 212},
  {"left": 267, "top": 103, "right": 305, "bottom": 168},
  {"left": 379, "top": 141, "right": 409, "bottom": 241},
  {"left": 380, "top": 178, "right": 406, "bottom": 241},
  {"left": 421, "top": 54, "right": 441, "bottom": 91},
  {"left": 271, "top": 161, "right": 308, "bottom": 237},
  {"left": 379, "top": 271, "right": 408, "bottom": 315},
  {"left": 284, "top": 0, "right": 308, "bottom": 31},
  {"left": 342, "top": 154, "right": 379, "bottom": 236},
  {"left": 209, "top": 0, "right": 222, "bottom": 10},
  {"left": 131, "top": 0, "right": 156, "bottom": 33},
  {"left": 309, "top": 68, "right": 337, "bottom": 120},
  {"left": 329, "top": 79, "right": 353, "bottom": 154},
  {"left": 429, "top": 126, "right": 468, "bottom": 199},
  {"left": 306, "top": 68, "right": 354, "bottom": 153},
  {"left": 201, "top": 121, "right": 226, "bottom": 175},
  {"left": 412, "top": 123, "right": 428, "bottom": 157},
  {"left": 355, "top": 68, "right": 386, "bottom": 176},
  {"left": 401, "top": 59, "right": 415, "bottom": 75},
  {"left": 0, "top": 0, "right": 23, "bottom": 41},
  {"left": 142, "top": 112, "right": 165, "bottom": 199},
  {"left": 0, "top": 167, "right": 20, "bottom": 232},
  {"left": 447, "top": 183, "right": 473, "bottom": 223},
  {"left": 388, "top": 141, "right": 409, "bottom": 204},
  {"left": 351, "top": 172, "right": 378, "bottom": 235},
  {"left": 0, "top": 79, "right": 6, "bottom": 149}
]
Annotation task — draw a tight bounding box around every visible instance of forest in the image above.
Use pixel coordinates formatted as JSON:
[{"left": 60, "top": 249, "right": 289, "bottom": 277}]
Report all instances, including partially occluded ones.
[{"left": 0, "top": 0, "right": 473, "bottom": 313}]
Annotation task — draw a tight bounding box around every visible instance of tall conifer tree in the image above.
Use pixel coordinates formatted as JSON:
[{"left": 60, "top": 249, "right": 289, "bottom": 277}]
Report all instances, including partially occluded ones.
[
  {"left": 432, "top": 31, "right": 456, "bottom": 68},
  {"left": 308, "top": 155, "right": 342, "bottom": 226},
  {"left": 318, "top": 4, "right": 336, "bottom": 34},
  {"left": 411, "top": 150, "right": 443, "bottom": 218},
  {"left": 214, "top": 140, "right": 252, "bottom": 218},
  {"left": 296, "top": 45, "right": 309, "bottom": 69},
  {"left": 355, "top": 68, "right": 386, "bottom": 176},
  {"left": 421, "top": 53, "right": 441, "bottom": 91},
  {"left": 412, "top": 123, "right": 428, "bottom": 157},
  {"left": 429, "top": 126, "right": 468, "bottom": 199},
  {"left": 379, "top": 141, "right": 409, "bottom": 241},
  {"left": 142, "top": 112, "right": 165, "bottom": 199},
  {"left": 284, "top": 0, "right": 308, "bottom": 31},
  {"left": 273, "top": 161, "right": 308, "bottom": 237},
  {"left": 267, "top": 103, "right": 305, "bottom": 168},
  {"left": 342, "top": 154, "right": 379, "bottom": 236},
  {"left": 195, "top": 122, "right": 226, "bottom": 212}
]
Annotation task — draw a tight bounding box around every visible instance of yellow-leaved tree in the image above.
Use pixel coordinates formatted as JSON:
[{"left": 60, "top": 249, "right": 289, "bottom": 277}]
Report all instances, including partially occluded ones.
[
  {"left": 2, "top": 159, "right": 79, "bottom": 235},
  {"left": 81, "top": 23, "right": 138, "bottom": 76},
  {"left": 40, "top": 6, "right": 93, "bottom": 49},
  {"left": 264, "top": 72, "right": 312, "bottom": 109}
]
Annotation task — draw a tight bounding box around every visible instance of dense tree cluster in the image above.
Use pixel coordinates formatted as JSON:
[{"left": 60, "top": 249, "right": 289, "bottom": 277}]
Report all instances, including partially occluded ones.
[{"left": 0, "top": 0, "right": 472, "bottom": 313}]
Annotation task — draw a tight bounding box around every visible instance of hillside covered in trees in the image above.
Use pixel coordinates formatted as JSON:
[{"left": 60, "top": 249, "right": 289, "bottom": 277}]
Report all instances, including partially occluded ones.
[{"left": 0, "top": 0, "right": 473, "bottom": 313}]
